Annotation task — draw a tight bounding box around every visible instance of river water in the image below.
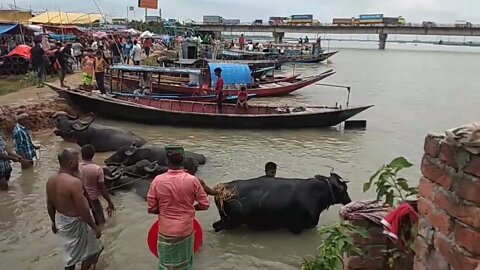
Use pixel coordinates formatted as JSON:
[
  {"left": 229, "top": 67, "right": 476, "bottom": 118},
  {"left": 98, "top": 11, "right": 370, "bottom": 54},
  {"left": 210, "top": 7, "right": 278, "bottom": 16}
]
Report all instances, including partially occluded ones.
[{"left": 1, "top": 44, "right": 480, "bottom": 269}]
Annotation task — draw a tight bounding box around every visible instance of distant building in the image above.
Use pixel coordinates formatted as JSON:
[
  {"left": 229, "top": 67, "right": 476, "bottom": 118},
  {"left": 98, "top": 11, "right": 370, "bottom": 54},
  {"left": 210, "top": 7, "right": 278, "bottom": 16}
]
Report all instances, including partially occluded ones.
[
  {"left": 145, "top": 16, "right": 161, "bottom": 23},
  {"left": 112, "top": 18, "right": 127, "bottom": 25}
]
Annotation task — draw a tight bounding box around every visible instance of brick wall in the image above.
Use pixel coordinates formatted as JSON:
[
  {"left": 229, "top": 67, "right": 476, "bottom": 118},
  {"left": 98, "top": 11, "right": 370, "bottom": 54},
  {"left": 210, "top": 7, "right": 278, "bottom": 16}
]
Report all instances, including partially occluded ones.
[
  {"left": 414, "top": 134, "right": 480, "bottom": 270},
  {"left": 342, "top": 219, "right": 388, "bottom": 270}
]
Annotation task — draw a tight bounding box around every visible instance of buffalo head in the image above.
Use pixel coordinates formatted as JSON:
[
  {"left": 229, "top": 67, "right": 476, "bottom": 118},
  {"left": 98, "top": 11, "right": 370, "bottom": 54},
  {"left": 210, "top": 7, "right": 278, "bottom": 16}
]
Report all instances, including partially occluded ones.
[
  {"left": 50, "top": 111, "right": 95, "bottom": 142},
  {"left": 315, "top": 172, "right": 352, "bottom": 205},
  {"left": 104, "top": 142, "right": 138, "bottom": 166}
]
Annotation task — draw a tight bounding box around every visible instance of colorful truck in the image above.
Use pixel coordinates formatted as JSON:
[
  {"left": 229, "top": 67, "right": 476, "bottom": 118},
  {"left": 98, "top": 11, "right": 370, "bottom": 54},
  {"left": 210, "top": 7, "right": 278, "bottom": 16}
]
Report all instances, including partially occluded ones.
[
  {"left": 288, "top": 14, "right": 314, "bottom": 25},
  {"left": 203, "top": 15, "right": 224, "bottom": 24}
]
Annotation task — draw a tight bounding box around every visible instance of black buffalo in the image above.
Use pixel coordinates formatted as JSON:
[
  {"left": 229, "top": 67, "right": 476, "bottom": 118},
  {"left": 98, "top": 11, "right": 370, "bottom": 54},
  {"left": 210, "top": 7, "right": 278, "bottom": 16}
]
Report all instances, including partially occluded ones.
[
  {"left": 50, "top": 111, "right": 147, "bottom": 152},
  {"left": 104, "top": 143, "right": 207, "bottom": 167},
  {"left": 213, "top": 172, "right": 352, "bottom": 234}
]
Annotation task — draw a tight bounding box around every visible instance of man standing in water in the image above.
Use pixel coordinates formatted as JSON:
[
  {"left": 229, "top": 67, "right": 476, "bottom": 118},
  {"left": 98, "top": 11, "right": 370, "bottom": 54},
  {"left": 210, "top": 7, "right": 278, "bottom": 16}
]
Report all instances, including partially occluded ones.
[
  {"left": 214, "top": 67, "right": 224, "bottom": 113},
  {"left": 147, "top": 145, "right": 209, "bottom": 270},
  {"left": 0, "top": 134, "right": 22, "bottom": 190},
  {"left": 46, "top": 149, "right": 103, "bottom": 270},
  {"left": 12, "top": 113, "right": 38, "bottom": 170},
  {"left": 79, "top": 144, "right": 115, "bottom": 226}
]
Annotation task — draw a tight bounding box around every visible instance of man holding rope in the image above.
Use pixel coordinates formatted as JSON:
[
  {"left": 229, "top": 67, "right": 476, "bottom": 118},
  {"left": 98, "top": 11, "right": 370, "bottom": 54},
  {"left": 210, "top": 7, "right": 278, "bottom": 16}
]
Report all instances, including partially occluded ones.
[
  {"left": 147, "top": 145, "right": 209, "bottom": 270},
  {"left": 79, "top": 145, "right": 115, "bottom": 226}
]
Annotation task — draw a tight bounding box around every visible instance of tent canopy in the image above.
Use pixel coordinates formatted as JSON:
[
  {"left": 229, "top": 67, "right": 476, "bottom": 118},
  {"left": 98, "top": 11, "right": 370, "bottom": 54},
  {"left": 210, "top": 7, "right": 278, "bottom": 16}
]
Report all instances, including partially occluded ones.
[
  {"left": 0, "top": 10, "right": 32, "bottom": 23},
  {"left": 208, "top": 63, "right": 252, "bottom": 86},
  {"left": 29, "top": 12, "right": 103, "bottom": 25},
  {"left": 0, "top": 23, "right": 34, "bottom": 36}
]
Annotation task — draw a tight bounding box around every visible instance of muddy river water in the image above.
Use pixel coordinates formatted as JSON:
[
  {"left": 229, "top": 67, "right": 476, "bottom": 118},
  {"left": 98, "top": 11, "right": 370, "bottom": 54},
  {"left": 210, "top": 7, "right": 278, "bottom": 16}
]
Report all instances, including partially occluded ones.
[{"left": 1, "top": 45, "right": 480, "bottom": 269}]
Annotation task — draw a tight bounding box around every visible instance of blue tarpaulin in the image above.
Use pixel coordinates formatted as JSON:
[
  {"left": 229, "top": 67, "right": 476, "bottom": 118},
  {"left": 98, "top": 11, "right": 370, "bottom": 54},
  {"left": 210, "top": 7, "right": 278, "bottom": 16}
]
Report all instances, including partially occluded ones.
[
  {"left": 0, "top": 24, "right": 18, "bottom": 35},
  {"left": 209, "top": 63, "right": 251, "bottom": 86}
]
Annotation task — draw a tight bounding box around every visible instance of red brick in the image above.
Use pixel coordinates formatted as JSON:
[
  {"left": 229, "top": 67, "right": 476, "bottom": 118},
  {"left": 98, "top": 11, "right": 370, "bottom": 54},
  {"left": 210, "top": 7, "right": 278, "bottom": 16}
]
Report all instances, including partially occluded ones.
[
  {"left": 419, "top": 177, "right": 438, "bottom": 201},
  {"left": 434, "top": 191, "right": 480, "bottom": 228},
  {"left": 421, "top": 156, "right": 453, "bottom": 190},
  {"left": 454, "top": 174, "right": 480, "bottom": 203},
  {"left": 414, "top": 236, "right": 429, "bottom": 260},
  {"left": 424, "top": 135, "right": 442, "bottom": 158},
  {"left": 464, "top": 155, "right": 480, "bottom": 178},
  {"left": 435, "top": 232, "right": 480, "bottom": 270},
  {"left": 454, "top": 221, "right": 480, "bottom": 255},
  {"left": 344, "top": 255, "right": 385, "bottom": 269},
  {"left": 425, "top": 250, "right": 450, "bottom": 270},
  {"left": 418, "top": 197, "right": 453, "bottom": 234},
  {"left": 439, "top": 142, "right": 458, "bottom": 169}
]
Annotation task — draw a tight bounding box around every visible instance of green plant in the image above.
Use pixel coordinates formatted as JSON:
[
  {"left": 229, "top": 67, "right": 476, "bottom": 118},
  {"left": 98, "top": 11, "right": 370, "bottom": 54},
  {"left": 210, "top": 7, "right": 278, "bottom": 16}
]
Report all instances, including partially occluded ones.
[
  {"left": 363, "top": 157, "right": 418, "bottom": 206},
  {"left": 301, "top": 222, "right": 369, "bottom": 270}
]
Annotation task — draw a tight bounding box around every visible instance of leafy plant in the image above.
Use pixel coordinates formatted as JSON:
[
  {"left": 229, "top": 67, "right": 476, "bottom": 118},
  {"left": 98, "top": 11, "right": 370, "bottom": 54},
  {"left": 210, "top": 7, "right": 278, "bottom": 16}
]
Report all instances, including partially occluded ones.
[
  {"left": 363, "top": 157, "right": 417, "bottom": 206},
  {"left": 301, "top": 222, "right": 369, "bottom": 270}
]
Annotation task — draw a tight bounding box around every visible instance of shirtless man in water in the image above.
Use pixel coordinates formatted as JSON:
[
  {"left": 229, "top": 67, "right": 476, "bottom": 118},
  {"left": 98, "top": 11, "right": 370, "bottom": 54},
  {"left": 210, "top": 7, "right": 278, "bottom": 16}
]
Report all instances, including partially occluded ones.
[{"left": 46, "top": 149, "right": 103, "bottom": 270}]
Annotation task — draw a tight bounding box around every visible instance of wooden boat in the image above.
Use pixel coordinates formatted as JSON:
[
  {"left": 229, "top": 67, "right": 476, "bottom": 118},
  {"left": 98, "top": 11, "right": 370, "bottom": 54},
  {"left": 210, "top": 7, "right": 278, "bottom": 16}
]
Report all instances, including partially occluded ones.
[
  {"left": 284, "top": 51, "right": 339, "bottom": 64},
  {"left": 251, "top": 66, "right": 275, "bottom": 79},
  {"left": 111, "top": 92, "right": 256, "bottom": 103},
  {"left": 107, "top": 65, "right": 335, "bottom": 98},
  {"left": 164, "top": 58, "right": 285, "bottom": 70},
  {"left": 46, "top": 84, "right": 373, "bottom": 129}
]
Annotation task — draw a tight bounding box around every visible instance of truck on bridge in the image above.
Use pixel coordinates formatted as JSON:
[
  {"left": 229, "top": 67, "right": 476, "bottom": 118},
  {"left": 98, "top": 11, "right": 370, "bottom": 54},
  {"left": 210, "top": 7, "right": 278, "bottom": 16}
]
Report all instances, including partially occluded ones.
[
  {"left": 288, "top": 14, "right": 314, "bottom": 25},
  {"left": 455, "top": 20, "right": 472, "bottom": 28},
  {"left": 224, "top": 19, "right": 241, "bottom": 25},
  {"left": 203, "top": 15, "right": 224, "bottom": 24},
  {"left": 332, "top": 15, "right": 405, "bottom": 26}
]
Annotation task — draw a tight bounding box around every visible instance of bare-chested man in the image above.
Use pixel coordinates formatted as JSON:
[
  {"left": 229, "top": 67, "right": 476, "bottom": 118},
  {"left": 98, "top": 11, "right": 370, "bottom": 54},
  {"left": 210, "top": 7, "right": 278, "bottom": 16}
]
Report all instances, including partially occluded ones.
[{"left": 46, "top": 148, "right": 103, "bottom": 270}]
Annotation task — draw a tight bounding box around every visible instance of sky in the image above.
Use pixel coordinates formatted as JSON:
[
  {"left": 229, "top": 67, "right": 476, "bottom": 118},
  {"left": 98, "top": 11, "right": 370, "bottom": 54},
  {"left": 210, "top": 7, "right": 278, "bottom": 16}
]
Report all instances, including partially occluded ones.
[{"left": 8, "top": 0, "right": 479, "bottom": 23}]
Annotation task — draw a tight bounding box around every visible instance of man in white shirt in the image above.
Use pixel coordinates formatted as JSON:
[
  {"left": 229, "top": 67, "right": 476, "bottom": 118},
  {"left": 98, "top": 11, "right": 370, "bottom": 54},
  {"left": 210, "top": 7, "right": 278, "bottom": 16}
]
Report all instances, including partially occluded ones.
[
  {"left": 91, "top": 40, "right": 99, "bottom": 51},
  {"left": 131, "top": 40, "right": 142, "bottom": 65}
]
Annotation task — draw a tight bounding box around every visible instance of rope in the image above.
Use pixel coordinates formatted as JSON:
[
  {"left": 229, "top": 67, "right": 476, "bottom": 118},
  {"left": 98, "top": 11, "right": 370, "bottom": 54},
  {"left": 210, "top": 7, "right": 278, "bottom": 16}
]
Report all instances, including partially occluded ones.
[{"left": 107, "top": 175, "right": 148, "bottom": 191}]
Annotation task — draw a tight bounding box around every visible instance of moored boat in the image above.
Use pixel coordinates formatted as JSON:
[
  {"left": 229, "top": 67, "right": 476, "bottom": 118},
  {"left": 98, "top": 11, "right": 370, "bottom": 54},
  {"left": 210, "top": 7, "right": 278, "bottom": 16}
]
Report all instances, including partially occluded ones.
[
  {"left": 106, "top": 64, "right": 335, "bottom": 98},
  {"left": 46, "top": 84, "right": 373, "bottom": 129}
]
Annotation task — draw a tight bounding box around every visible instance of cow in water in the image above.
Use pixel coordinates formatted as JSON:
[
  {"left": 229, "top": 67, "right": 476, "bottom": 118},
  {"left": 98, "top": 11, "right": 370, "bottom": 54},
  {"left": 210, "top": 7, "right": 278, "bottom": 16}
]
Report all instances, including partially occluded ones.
[{"left": 213, "top": 172, "right": 352, "bottom": 234}]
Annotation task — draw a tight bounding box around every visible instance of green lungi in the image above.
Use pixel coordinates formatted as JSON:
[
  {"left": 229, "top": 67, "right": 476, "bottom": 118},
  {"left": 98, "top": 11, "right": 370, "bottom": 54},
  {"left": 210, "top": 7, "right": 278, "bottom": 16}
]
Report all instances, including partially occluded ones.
[{"left": 157, "top": 233, "right": 194, "bottom": 270}]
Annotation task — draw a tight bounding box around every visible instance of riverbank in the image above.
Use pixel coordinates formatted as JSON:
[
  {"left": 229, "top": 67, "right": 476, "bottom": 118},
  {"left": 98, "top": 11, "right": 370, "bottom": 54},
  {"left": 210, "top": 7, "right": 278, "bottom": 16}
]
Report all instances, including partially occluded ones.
[{"left": 0, "top": 73, "right": 81, "bottom": 135}]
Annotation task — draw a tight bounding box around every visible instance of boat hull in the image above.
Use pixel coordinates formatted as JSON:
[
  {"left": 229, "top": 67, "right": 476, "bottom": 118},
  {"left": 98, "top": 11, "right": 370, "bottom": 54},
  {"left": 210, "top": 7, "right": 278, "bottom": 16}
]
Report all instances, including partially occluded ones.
[{"left": 46, "top": 85, "right": 372, "bottom": 129}]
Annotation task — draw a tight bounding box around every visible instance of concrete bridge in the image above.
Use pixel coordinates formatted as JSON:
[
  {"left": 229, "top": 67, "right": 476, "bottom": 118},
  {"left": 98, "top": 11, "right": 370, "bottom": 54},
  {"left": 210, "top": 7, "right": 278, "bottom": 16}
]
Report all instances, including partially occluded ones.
[{"left": 192, "top": 24, "right": 480, "bottom": 49}]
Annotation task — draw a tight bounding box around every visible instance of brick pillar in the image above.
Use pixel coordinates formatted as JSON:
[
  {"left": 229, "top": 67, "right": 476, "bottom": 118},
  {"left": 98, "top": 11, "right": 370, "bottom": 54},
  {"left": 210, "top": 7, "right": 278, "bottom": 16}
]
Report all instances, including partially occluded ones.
[
  {"left": 414, "top": 134, "right": 480, "bottom": 270},
  {"left": 342, "top": 219, "right": 388, "bottom": 270}
]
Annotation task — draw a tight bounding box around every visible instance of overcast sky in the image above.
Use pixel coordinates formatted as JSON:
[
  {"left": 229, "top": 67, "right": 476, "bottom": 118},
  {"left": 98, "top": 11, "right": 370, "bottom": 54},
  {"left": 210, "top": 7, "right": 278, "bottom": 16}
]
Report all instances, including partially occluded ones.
[{"left": 10, "top": 0, "right": 478, "bottom": 23}]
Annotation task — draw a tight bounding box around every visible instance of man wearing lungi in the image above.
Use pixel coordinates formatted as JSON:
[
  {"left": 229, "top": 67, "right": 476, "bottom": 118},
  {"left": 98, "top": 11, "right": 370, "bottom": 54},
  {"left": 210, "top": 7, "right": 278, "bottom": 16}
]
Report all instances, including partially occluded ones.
[
  {"left": 46, "top": 148, "right": 103, "bottom": 270},
  {"left": 147, "top": 145, "right": 210, "bottom": 270}
]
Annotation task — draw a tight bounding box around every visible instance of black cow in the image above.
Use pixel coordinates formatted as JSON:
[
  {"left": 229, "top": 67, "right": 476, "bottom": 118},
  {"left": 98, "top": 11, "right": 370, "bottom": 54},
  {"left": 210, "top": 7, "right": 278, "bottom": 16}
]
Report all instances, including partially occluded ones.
[
  {"left": 213, "top": 172, "right": 352, "bottom": 234},
  {"left": 104, "top": 143, "right": 207, "bottom": 167}
]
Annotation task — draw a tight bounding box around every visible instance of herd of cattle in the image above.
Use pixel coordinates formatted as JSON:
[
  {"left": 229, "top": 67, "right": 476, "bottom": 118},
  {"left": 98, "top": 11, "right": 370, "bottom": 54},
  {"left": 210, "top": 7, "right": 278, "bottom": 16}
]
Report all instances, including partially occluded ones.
[{"left": 50, "top": 111, "right": 353, "bottom": 234}]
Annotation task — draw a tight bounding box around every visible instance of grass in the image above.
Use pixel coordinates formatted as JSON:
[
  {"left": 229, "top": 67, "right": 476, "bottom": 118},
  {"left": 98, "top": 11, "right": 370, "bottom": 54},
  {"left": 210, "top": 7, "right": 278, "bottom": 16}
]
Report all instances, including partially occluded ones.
[{"left": 0, "top": 72, "right": 54, "bottom": 96}]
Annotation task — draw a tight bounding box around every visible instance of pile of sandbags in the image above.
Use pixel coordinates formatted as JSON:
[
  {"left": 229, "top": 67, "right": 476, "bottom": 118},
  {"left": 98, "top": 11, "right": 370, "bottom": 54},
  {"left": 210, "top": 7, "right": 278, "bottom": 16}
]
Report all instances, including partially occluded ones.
[{"left": 0, "top": 99, "right": 74, "bottom": 134}]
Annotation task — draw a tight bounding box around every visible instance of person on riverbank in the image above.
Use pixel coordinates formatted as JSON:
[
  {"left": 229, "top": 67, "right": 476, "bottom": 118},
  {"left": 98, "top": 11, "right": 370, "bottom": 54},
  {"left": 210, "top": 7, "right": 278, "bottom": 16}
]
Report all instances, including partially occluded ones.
[
  {"left": 54, "top": 43, "right": 70, "bottom": 88},
  {"left": 147, "top": 145, "right": 209, "bottom": 270},
  {"left": 46, "top": 148, "right": 103, "bottom": 270},
  {"left": 143, "top": 38, "right": 152, "bottom": 58},
  {"left": 265, "top": 162, "right": 277, "bottom": 177},
  {"left": 94, "top": 51, "right": 109, "bottom": 95},
  {"left": 183, "top": 157, "right": 218, "bottom": 196},
  {"left": 81, "top": 51, "right": 95, "bottom": 91},
  {"left": 79, "top": 145, "right": 115, "bottom": 226},
  {"left": 239, "top": 34, "right": 245, "bottom": 50},
  {"left": 131, "top": 40, "right": 142, "bottom": 65},
  {"left": 0, "top": 134, "right": 22, "bottom": 190},
  {"left": 12, "top": 113, "right": 38, "bottom": 170},
  {"left": 72, "top": 39, "right": 84, "bottom": 68},
  {"left": 214, "top": 67, "right": 224, "bottom": 113},
  {"left": 30, "top": 41, "right": 46, "bottom": 88},
  {"left": 123, "top": 39, "right": 133, "bottom": 64}
]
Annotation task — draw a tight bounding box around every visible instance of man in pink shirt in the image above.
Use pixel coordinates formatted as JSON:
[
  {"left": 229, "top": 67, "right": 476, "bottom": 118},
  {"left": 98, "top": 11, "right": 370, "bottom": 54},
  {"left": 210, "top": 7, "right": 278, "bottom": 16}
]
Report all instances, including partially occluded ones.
[
  {"left": 147, "top": 145, "right": 209, "bottom": 270},
  {"left": 79, "top": 144, "right": 115, "bottom": 226}
]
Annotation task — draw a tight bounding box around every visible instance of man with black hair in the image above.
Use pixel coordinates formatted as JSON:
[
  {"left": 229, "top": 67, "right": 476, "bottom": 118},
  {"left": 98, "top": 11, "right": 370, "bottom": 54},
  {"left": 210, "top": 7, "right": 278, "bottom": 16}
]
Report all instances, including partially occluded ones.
[
  {"left": 147, "top": 145, "right": 209, "bottom": 270},
  {"left": 265, "top": 162, "right": 277, "bottom": 178},
  {"left": 79, "top": 144, "right": 115, "bottom": 226},
  {"left": 46, "top": 148, "right": 103, "bottom": 270}
]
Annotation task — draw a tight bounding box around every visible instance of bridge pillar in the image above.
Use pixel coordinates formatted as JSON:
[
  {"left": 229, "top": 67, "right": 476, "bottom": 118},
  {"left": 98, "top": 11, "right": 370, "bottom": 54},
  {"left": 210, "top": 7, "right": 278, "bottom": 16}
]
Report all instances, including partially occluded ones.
[
  {"left": 273, "top": 32, "right": 285, "bottom": 43},
  {"left": 379, "top": 33, "right": 388, "bottom": 50}
]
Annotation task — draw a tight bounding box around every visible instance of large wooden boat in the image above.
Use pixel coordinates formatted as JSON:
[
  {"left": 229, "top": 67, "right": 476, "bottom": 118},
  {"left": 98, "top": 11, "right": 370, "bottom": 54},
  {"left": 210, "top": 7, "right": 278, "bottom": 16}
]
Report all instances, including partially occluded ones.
[
  {"left": 106, "top": 65, "right": 335, "bottom": 98},
  {"left": 46, "top": 84, "right": 373, "bottom": 129},
  {"left": 284, "top": 51, "right": 339, "bottom": 63}
]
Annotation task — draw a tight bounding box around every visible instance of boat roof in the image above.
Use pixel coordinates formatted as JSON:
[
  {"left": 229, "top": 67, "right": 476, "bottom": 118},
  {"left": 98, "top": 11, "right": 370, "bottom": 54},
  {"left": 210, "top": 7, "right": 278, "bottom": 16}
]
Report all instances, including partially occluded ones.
[
  {"left": 209, "top": 63, "right": 252, "bottom": 85},
  {"left": 110, "top": 64, "right": 202, "bottom": 75},
  {"left": 175, "top": 59, "right": 279, "bottom": 65},
  {"left": 221, "top": 50, "right": 278, "bottom": 57}
]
